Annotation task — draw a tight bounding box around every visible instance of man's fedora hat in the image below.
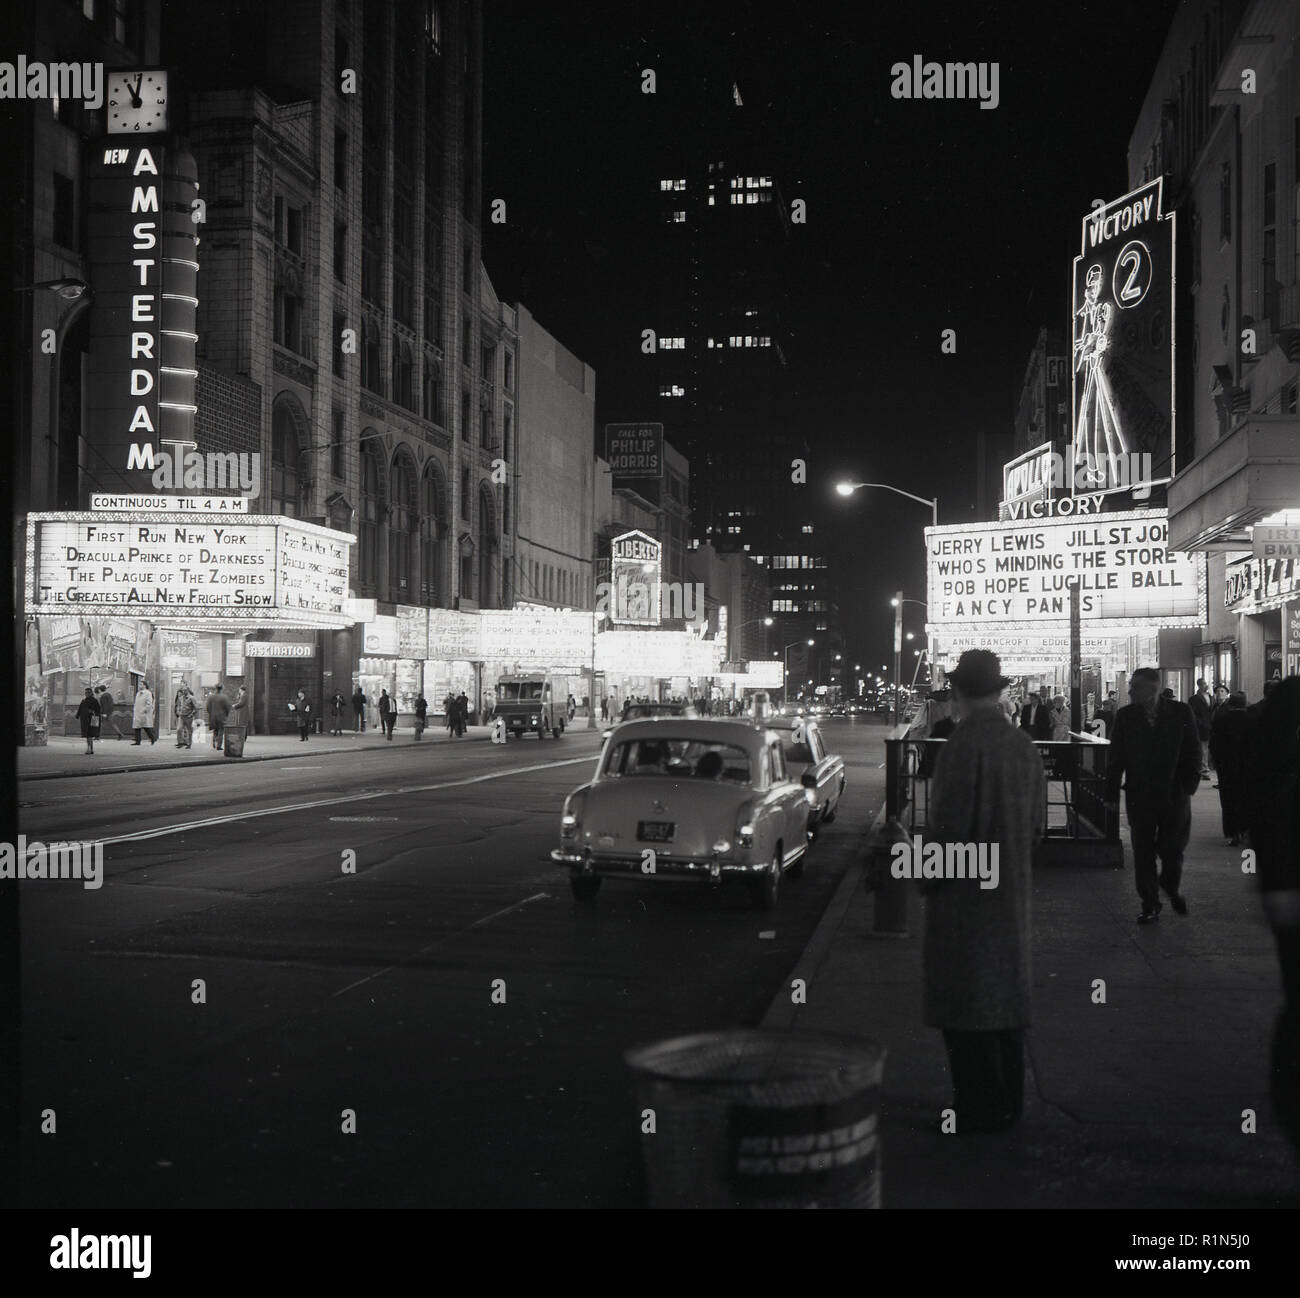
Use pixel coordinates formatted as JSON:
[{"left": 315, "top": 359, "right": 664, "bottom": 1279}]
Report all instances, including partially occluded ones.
[{"left": 947, "top": 649, "right": 1010, "bottom": 697}]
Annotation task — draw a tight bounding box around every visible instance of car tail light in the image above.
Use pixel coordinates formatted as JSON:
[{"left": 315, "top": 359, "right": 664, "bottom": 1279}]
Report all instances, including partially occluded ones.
[
  {"left": 561, "top": 794, "right": 584, "bottom": 839},
  {"left": 735, "top": 804, "right": 756, "bottom": 849}
]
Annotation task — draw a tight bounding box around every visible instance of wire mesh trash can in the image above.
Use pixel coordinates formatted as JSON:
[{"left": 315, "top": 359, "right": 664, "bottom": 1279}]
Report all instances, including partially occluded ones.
[
  {"left": 625, "top": 1029, "right": 886, "bottom": 1208},
  {"left": 222, "top": 725, "right": 246, "bottom": 758}
]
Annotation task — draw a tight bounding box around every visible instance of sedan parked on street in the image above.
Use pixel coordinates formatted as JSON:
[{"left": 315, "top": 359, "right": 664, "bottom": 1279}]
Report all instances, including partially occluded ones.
[
  {"left": 764, "top": 714, "right": 847, "bottom": 837},
  {"left": 551, "top": 718, "right": 814, "bottom": 909}
]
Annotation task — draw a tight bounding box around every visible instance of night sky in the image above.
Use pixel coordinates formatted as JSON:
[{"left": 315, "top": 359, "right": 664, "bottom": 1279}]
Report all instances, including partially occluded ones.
[{"left": 482, "top": 0, "right": 1182, "bottom": 675}]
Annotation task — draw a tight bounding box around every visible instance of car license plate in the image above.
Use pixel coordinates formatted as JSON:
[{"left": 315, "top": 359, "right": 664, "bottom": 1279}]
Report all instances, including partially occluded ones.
[{"left": 637, "top": 821, "right": 675, "bottom": 843}]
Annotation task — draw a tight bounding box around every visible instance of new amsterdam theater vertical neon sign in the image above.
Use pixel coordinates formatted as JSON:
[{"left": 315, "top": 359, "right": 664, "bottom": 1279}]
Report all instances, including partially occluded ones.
[{"left": 86, "top": 113, "right": 200, "bottom": 494}]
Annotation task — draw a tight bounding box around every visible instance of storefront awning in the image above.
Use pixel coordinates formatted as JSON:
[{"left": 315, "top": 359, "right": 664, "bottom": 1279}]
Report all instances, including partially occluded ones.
[{"left": 1166, "top": 417, "right": 1300, "bottom": 551}]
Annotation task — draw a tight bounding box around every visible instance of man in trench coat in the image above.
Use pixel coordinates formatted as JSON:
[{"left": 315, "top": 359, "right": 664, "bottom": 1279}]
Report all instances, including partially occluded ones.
[{"left": 923, "top": 649, "right": 1045, "bottom": 1133}]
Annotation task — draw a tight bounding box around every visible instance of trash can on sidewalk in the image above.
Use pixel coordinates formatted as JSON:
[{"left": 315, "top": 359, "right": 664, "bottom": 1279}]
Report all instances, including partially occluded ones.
[
  {"left": 223, "top": 725, "right": 246, "bottom": 758},
  {"left": 625, "top": 1029, "right": 886, "bottom": 1208}
]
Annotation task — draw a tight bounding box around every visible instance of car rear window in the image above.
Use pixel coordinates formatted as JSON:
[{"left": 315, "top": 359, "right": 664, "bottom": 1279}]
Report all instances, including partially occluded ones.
[{"left": 604, "top": 739, "right": 752, "bottom": 784}]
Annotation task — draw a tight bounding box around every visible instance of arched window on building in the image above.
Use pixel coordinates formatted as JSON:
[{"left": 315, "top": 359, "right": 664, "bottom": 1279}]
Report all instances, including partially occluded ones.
[
  {"left": 270, "top": 396, "right": 305, "bottom": 516},
  {"left": 477, "top": 485, "right": 497, "bottom": 608},
  {"left": 389, "top": 449, "right": 418, "bottom": 600},
  {"left": 420, "top": 464, "right": 446, "bottom": 606},
  {"left": 393, "top": 338, "right": 415, "bottom": 412},
  {"left": 361, "top": 316, "right": 383, "bottom": 394},
  {"left": 358, "top": 436, "right": 384, "bottom": 592}
]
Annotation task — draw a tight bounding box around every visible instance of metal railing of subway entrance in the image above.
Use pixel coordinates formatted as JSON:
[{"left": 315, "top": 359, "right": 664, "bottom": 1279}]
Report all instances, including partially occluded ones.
[{"left": 883, "top": 734, "right": 1120, "bottom": 844}]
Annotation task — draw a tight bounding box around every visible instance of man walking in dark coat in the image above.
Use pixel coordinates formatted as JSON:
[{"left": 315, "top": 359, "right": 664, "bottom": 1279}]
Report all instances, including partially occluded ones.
[
  {"left": 206, "top": 684, "right": 231, "bottom": 750},
  {"left": 352, "top": 686, "right": 366, "bottom": 732},
  {"left": 1105, "top": 667, "right": 1202, "bottom": 924},
  {"left": 378, "top": 689, "right": 395, "bottom": 740},
  {"left": 1189, "top": 677, "right": 1213, "bottom": 777},
  {"left": 455, "top": 691, "right": 469, "bottom": 736},
  {"left": 922, "top": 650, "right": 1045, "bottom": 1134},
  {"left": 1019, "top": 686, "right": 1053, "bottom": 740},
  {"left": 1209, "top": 691, "right": 1251, "bottom": 844},
  {"left": 96, "top": 684, "right": 124, "bottom": 739}
]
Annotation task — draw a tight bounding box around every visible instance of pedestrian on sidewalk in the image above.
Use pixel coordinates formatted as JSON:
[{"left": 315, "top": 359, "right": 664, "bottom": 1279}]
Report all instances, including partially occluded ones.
[
  {"left": 378, "top": 689, "right": 395, "bottom": 740},
  {"left": 289, "top": 689, "right": 313, "bottom": 741},
  {"left": 1093, "top": 690, "right": 1118, "bottom": 741},
  {"left": 95, "top": 684, "right": 125, "bottom": 739},
  {"left": 76, "top": 686, "right": 101, "bottom": 755},
  {"left": 174, "top": 684, "right": 197, "bottom": 749},
  {"left": 1105, "top": 667, "right": 1202, "bottom": 924},
  {"left": 1209, "top": 691, "right": 1251, "bottom": 845},
  {"left": 330, "top": 690, "right": 346, "bottom": 735},
  {"left": 413, "top": 693, "right": 427, "bottom": 739},
  {"left": 352, "top": 686, "right": 366, "bottom": 732},
  {"left": 1245, "top": 675, "right": 1300, "bottom": 1153},
  {"left": 131, "top": 682, "right": 156, "bottom": 745},
  {"left": 230, "top": 684, "right": 249, "bottom": 745},
  {"left": 1019, "top": 686, "right": 1053, "bottom": 740},
  {"left": 921, "top": 650, "right": 1044, "bottom": 1135},
  {"left": 206, "top": 684, "right": 230, "bottom": 750},
  {"left": 443, "top": 692, "right": 456, "bottom": 737},
  {"left": 455, "top": 691, "right": 469, "bottom": 737},
  {"left": 1189, "top": 678, "right": 1213, "bottom": 777}
]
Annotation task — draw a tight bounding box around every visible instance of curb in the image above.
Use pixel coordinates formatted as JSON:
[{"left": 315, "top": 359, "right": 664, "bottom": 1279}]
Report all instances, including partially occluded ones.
[
  {"left": 759, "top": 855, "right": 870, "bottom": 1032},
  {"left": 19, "top": 728, "right": 601, "bottom": 781}
]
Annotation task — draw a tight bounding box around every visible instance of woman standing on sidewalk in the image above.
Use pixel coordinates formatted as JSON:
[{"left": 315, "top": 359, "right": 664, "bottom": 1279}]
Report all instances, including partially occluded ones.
[{"left": 75, "top": 687, "right": 101, "bottom": 755}]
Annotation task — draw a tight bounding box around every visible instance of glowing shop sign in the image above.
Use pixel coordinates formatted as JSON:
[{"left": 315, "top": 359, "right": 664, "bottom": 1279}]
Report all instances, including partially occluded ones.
[
  {"left": 480, "top": 608, "right": 594, "bottom": 667},
  {"left": 397, "top": 605, "right": 430, "bottom": 658},
  {"left": 363, "top": 617, "right": 398, "bottom": 655},
  {"left": 609, "top": 529, "right": 663, "bottom": 627},
  {"left": 596, "top": 630, "right": 723, "bottom": 677},
  {"left": 926, "top": 509, "right": 1205, "bottom": 630},
  {"left": 427, "top": 609, "right": 480, "bottom": 660},
  {"left": 243, "top": 641, "right": 315, "bottom": 658},
  {"left": 27, "top": 513, "right": 353, "bottom": 625}
]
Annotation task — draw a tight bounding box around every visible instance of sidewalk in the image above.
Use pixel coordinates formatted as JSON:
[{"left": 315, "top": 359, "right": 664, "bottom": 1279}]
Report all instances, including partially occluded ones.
[
  {"left": 16, "top": 724, "right": 559, "bottom": 779},
  {"left": 763, "top": 783, "right": 1300, "bottom": 1208}
]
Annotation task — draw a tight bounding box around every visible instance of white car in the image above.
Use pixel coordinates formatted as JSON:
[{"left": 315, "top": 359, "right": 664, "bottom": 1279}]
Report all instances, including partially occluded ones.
[{"left": 551, "top": 718, "right": 815, "bottom": 909}]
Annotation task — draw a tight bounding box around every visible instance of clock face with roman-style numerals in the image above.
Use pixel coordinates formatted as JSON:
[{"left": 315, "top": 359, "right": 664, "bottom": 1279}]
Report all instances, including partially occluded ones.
[{"left": 107, "top": 69, "right": 168, "bottom": 134}]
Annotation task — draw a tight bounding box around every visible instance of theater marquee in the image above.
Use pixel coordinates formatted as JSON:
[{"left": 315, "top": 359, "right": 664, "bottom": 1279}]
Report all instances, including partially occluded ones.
[
  {"left": 926, "top": 509, "right": 1205, "bottom": 632},
  {"left": 26, "top": 512, "right": 354, "bottom": 626}
]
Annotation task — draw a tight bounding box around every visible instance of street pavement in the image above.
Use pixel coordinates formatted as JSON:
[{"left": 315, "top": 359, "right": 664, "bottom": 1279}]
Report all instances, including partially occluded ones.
[
  {"left": 16, "top": 717, "right": 881, "bottom": 1208},
  {"left": 763, "top": 757, "right": 1300, "bottom": 1210},
  {"left": 19, "top": 717, "right": 1296, "bottom": 1212}
]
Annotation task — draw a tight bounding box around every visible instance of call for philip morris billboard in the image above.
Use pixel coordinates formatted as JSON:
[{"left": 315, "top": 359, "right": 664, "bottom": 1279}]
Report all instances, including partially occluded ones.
[
  {"left": 1070, "top": 178, "right": 1174, "bottom": 499},
  {"left": 605, "top": 422, "right": 663, "bottom": 482}
]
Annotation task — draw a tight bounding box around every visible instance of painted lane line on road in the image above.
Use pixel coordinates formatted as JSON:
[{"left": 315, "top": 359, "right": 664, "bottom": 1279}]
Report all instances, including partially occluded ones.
[
  {"left": 96, "top": 756, "right": 596, "bottom": 847},
  {"left": 330, "top": 891, "right": 551, "bottom": 999}
]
